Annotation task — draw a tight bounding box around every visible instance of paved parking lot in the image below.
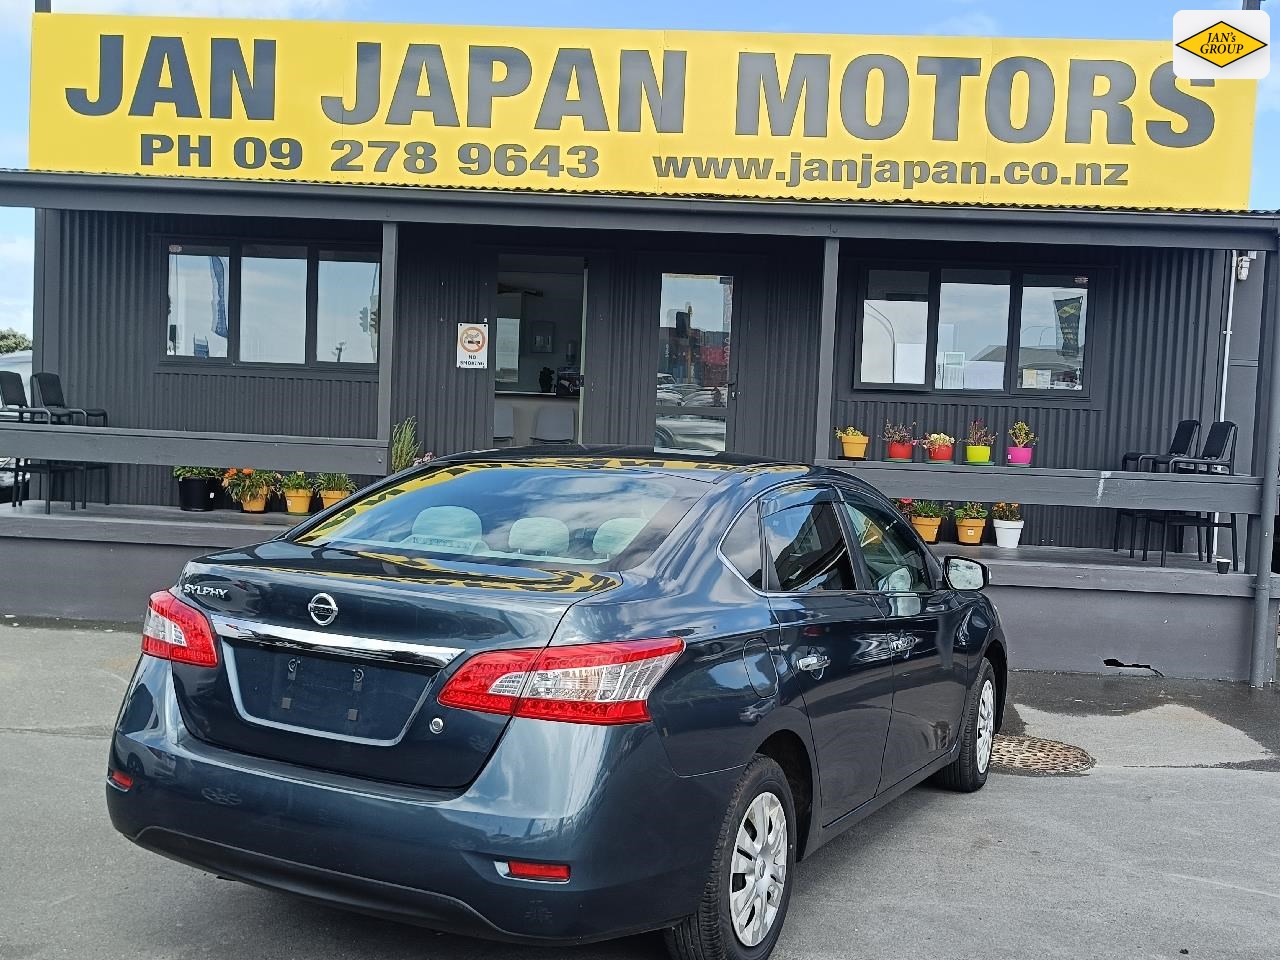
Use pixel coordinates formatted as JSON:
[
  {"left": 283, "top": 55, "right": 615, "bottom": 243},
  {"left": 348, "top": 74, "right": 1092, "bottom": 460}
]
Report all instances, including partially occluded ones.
[{"left": 2, "top": 626, "right": 1278, "bottom": 960}]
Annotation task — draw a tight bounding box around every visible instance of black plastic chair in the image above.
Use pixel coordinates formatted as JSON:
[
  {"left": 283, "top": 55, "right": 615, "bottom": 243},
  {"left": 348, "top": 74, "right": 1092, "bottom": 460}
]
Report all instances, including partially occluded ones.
[
  {"left": 1114, "top": 419, "right": 1194, "bottom": 553},
  {"left": 30, "top": 371, "right": 109, "bottom": 506},
  {"left": 1, "top": 371, "right": 52, "bottom": 424},
  {"left": 31, "top": 372, "right": 108, "bottom": 426},
  {"left": 0, "top": 371, "right": 79, "bottom": 513},
  {"left": 1120, "top": 418, "right": 1200, "bottom": 472},
  {"left": 1141, "top": 421, "right": 1240, "bottom": 570},
  {"left": 1113, "top": 419, "right": 1201, "bottom": 554}
]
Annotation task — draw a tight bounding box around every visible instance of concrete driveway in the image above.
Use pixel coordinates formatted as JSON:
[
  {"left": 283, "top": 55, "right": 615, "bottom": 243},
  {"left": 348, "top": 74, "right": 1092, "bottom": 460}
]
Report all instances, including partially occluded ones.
[{"left": 2, "top": 626, "right": 1278, "bottom": 960}]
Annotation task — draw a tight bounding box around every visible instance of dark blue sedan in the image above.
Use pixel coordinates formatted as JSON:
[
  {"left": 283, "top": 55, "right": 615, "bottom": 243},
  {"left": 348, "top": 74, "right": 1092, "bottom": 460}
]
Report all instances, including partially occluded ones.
[{"left": 107, "top": 448, "right": 1007, "bottom": 960}]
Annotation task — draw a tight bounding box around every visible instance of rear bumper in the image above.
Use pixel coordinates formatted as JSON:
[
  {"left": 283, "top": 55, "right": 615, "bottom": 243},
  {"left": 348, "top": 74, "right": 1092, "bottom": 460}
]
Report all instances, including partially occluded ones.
[{"left": 107, "top": 656, "right": 739, "bottom": 944}]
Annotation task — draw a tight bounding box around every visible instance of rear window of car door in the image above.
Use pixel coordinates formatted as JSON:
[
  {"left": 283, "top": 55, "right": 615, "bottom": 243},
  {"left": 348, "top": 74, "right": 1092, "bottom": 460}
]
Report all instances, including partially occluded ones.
[
  {"left": 762, "top": 500, "right": 857, "bottom": 592},
  {"left": 840, "top": 497, "right": 932, "bottom": 593}
]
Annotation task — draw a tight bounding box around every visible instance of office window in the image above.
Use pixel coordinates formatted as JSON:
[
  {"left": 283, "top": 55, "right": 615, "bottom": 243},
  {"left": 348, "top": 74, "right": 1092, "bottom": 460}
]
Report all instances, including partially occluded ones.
[
  {"left": 163, "top": 240, "right": 379, "bottom": 367},
  {"left": 935, "top": 269, "right": 1011, "bottom": 390},
  {"left": 166, "top": 244, "right": 230, "bottom": 359},
  {"left": 860, "top": 269, "right": 929, "bottom": 385},
  {"left": 855, "top": 266, "right": 1095, "bottom": 397},
  {"left": 240, "top": 245, "right": 307, "bottom": 364},
  {"left": 317, "top": 251, "right": 380, "bottom": 364},
  {"left": 1017, "top": 274, "right": 1089, "bottom": 391}
]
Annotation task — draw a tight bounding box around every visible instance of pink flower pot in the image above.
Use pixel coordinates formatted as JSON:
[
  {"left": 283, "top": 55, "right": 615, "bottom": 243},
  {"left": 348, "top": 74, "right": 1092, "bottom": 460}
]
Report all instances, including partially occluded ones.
[{"left": 1007, "top": 446, "right": 1034, "bottom": 467}]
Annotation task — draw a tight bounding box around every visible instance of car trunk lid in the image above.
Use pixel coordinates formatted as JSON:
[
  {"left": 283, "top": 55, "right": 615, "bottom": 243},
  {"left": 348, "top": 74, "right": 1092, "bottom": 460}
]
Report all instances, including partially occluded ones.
[{"left": 170, "top": 540, "right": 617, "bottom": 789}]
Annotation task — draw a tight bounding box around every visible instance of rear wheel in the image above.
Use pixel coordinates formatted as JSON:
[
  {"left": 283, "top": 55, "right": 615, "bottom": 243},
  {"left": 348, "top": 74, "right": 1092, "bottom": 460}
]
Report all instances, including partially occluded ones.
[
  {"left": 664, "top": 756, "right": 796, "bottom": 960},
  {"left": 934, "top": 658, "right": 997, "bottom": 792}
]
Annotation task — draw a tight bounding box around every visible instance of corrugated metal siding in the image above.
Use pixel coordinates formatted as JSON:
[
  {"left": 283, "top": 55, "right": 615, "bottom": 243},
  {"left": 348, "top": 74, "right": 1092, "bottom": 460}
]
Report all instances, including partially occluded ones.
[
  {"left": 580, "top": 250, "right": 658, "bottom": 446},
  {"left": 732, "top": 251, "right": 824, "bottom": 461},
  {"left": 47, "top": 210, "right": 380, "bottom": 505},
  {"left": 45, "top": 211, "right": 1235, "bottom": 545},
  {"left": 833, "top": 247, "right": 1229, "bottom": 547},
  {"left": 389, "top": 228, "right": 495, "bottom": 455}
]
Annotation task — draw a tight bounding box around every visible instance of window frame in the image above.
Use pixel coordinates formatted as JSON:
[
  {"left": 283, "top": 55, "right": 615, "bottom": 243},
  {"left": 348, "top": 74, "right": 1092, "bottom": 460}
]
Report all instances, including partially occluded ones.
[
  {"left": 159, "top": 236, "right": 381, "bottom": 372},
  {"left": 850, "top": 259, "right": 1107, "bottom": 402}
]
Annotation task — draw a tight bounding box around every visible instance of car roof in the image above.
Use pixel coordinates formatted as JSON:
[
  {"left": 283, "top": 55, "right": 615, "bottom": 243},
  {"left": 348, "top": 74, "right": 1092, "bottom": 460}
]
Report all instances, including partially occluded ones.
[{"left": 428, "top": 445, "right": 815, "bottom": 484}]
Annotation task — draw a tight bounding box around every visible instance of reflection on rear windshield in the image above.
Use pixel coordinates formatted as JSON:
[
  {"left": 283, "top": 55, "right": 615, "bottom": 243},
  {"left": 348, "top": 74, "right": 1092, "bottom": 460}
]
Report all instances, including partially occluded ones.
[{"left": 294, "top": 462, "right": 707, "bottom": 570}]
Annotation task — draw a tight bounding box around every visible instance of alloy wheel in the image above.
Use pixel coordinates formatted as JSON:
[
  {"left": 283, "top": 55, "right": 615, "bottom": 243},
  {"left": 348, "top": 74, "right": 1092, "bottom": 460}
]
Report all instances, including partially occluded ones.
[
  {"left": 729, "top": 791, "right": 788, "bottom": 947},
  {"left": 976, "top": 679, "right": 995, "bottom": 774}
]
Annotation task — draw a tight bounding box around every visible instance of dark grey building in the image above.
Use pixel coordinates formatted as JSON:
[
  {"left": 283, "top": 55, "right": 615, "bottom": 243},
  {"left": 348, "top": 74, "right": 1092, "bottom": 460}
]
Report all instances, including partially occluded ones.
[{"left": 1, "top": 172, "right": 1278, "bottom": 686}]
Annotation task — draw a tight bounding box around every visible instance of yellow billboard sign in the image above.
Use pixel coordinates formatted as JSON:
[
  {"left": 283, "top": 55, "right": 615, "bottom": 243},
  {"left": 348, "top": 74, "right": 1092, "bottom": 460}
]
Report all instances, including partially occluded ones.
[{"left": 29, "top": 13, "right": 1257, "bottom": 209}]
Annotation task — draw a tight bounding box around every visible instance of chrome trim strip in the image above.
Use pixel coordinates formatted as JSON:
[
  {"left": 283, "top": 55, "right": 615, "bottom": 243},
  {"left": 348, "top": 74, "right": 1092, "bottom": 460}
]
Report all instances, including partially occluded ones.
[{"left": 209, "top": 615, "right": 465, "bottom": 668}]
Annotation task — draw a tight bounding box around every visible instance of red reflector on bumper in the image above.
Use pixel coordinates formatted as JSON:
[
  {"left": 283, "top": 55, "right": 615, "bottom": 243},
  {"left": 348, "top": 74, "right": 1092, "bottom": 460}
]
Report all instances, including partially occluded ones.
[
  {"left": 108, "top": 770, "right": 134, "bottom": 790},
  {"left": 505, "top": 860, "right": 570, "bottom": 882}
]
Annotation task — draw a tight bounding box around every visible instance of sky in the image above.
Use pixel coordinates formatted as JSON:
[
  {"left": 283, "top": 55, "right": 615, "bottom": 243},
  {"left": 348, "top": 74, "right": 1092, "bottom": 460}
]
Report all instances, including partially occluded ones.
[{"left": 0, "top": 0, "right": 1275, "bottom": 338}]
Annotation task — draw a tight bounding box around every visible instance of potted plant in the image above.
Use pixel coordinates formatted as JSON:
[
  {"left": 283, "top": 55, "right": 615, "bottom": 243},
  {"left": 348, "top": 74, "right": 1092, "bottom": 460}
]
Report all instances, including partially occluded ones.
[
  {"left": 222, "top": 468, "right": 277, "bottom": 513},
  {"left": 992, "top": 501, "right": 1024, "bottom": 548},
  {"left": 953, "top": 501, "right": 989, "bottom": 545},
  {"left": 920, "top": 432, "right": 955, "bottom": 463},
  {"left": 172, "top": 466, "right": 220, "bottom": 512},
  {"left": 279, "top": 471, "right": 314, "bottom": 515},
  {"left": 1007, "top": 421, "right": 1037, "bottom": 467},
  {"left": 391, "top": 417, "right": 423, "bottom": 473},
  {"left": 964, "top": 419, "right": 996, "bottom": 465},
  {"left": 314, "top": 472, "right": 355, "bottom": 509},
  {"left": 834, "top": 426, "right": 869, "bottom": 460},
  {"left": 909, "top": 500, "right": 945, "bottom": 543},
  {"left": 882, "top": 420, "right": 916, "bottom": 462}
]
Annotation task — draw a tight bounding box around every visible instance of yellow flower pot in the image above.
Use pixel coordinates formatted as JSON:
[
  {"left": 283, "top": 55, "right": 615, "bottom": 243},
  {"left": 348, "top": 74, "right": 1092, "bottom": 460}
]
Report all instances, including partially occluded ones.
[
  {"left": 241, "top": 494, "right": 268, "bottom": 513},
  {"left": 965, "top": 444, "right": 992, "bottom": 464},
  {"left": 320, "top": 490, "right": 348, "bottom": 509},
  {"left": 838, "top": 435, "right": 869, "bottom": 459},
  {"left": 910, "top": 516, "right": 942, "bottom": 543},
  {"left": 284, "top": 491, "right": 313, "bottom": 515},
  {"left": 956, "top": 518, "right": 987, "bottom": 545}
]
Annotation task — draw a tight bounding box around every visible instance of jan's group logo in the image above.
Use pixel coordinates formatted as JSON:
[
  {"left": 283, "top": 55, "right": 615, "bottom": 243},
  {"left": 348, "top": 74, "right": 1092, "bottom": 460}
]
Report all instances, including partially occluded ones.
[{"left": 1174, "top": 9, "right": 1269, "bottom": 79}]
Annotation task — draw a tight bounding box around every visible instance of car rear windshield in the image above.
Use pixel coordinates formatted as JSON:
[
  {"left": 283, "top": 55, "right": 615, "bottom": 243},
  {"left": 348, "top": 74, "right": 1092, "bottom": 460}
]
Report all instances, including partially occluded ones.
[{"left": 293, "top": 461, "right": 711, "bottom": 570}]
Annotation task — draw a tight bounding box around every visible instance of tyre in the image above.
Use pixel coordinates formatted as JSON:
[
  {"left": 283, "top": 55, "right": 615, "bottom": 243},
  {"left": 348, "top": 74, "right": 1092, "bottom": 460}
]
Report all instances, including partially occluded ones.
[
  {"left": 933, "top": 658, "right": 998, "bottom": 792},
  {"left": 665, "top": 756, "right": 796, "bottom": 960}
]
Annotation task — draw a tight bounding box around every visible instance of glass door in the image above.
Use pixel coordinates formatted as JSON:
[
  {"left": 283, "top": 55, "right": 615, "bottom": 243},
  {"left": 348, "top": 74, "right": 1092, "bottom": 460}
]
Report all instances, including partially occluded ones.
[
  {"left": 655, "top": 273, "right": 734, "bottom": 454},
  {"left": 493, "top": 254, "right": 586, "bottom": 445}
]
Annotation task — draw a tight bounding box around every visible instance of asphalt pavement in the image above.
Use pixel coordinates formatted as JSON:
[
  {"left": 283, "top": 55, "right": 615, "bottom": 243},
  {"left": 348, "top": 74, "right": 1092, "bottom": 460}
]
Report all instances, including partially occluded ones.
[{"left": 2, "top": 625, "right": 1278, "bottom": 960}]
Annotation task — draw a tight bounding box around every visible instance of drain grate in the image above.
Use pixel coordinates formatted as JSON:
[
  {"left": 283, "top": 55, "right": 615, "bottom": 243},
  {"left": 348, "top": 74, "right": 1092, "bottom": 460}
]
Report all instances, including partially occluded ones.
[{"left": 991, "top": 734, "right": 1095, "bottom": 775}]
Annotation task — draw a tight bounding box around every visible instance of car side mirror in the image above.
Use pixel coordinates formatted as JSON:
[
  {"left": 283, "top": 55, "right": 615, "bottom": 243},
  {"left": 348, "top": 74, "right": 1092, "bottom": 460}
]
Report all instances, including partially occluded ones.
[{"left": 943, "top": 556, "right": 988, "bottom": 591}]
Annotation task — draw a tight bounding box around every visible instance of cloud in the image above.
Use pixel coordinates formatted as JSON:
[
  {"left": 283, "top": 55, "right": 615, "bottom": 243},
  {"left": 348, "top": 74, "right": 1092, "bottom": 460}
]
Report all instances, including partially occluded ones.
[
  {"left": 0, "top": 230, "right": 34, "bottom": 338},
  {"left": 924, "top": 11, "right": 1001, "bottom": 37}
]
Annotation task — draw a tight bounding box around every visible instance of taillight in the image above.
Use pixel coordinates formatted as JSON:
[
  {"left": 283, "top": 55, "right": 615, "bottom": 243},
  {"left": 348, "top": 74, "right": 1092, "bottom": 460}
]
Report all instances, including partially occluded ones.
[
  {"left": 141, "top": 590, "right": 219, "bottom": 668},
  {"left": 437, "top": 637, "right": 684, "bottom": 725}
]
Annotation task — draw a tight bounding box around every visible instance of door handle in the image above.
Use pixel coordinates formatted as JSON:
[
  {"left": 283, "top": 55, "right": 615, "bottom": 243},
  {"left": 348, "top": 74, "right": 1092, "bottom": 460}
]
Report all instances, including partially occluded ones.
[
  {"left": 889, "top": 633, "right": 918, "bottom": 656},
  {"left": 796, "top": 654, "right": 830, "bottom": 674}
]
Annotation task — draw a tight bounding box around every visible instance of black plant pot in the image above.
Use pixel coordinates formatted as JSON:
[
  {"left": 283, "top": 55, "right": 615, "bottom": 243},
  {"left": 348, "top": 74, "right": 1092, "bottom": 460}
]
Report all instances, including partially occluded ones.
[{"left": 177, "top": 477, "right": 217, "bottom": 512}]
